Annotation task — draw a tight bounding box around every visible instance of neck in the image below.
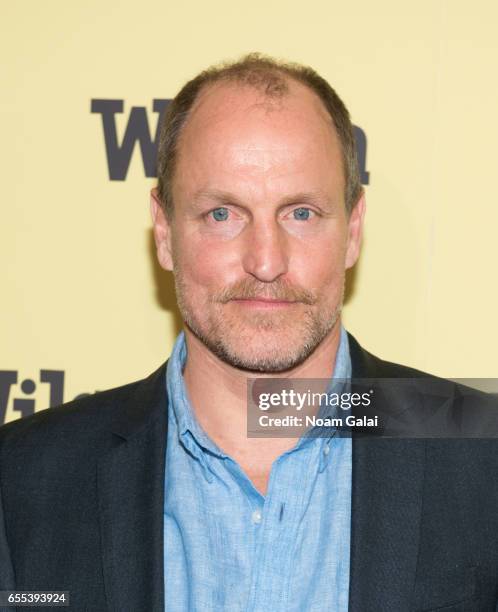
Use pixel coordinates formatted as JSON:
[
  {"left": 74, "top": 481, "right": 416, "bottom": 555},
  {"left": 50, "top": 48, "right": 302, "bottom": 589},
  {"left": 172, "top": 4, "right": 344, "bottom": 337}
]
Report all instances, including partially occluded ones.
[{"left": 182, "top": 321, "right": 343, "bottom": 466}]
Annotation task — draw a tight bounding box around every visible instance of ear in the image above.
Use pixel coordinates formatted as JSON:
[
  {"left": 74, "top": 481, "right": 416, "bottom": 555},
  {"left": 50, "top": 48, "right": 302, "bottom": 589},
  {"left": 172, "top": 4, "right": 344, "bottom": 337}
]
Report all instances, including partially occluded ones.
[
  {"left": 150, "top": 187, "right": 173, "bottom": 271},
  {"left": 345, "top": 192, "right": 366, "bottom": 270}
]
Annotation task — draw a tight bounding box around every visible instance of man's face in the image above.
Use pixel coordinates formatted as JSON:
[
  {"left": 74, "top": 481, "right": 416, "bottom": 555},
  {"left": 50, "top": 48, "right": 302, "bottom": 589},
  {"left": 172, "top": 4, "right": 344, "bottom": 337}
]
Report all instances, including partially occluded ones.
[{"left": 152, "top": 80, "right": 364, "bottom": 373}]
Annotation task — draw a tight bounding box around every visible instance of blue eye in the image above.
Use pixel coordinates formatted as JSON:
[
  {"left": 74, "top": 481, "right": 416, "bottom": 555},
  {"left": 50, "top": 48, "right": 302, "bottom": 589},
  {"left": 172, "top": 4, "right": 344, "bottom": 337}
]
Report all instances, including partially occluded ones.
[
  {"left": 211, "top": 207, "right": 229, "bottom": 221},
  {"left": 293, "top": 207, "right": 312, "bottom": 221}
]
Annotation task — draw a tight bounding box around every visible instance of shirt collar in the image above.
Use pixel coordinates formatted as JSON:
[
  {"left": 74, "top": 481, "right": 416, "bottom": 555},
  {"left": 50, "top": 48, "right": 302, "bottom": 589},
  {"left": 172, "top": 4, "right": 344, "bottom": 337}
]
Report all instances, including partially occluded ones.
[
  {"left": 293, "top": 325, "right": 352, "bottom": 470},
  {"left": 166, "top": 331, "right": 227, "bottom": 482},
  {"left": 166, "top": 325, "right": 352, "bottom": 480}
]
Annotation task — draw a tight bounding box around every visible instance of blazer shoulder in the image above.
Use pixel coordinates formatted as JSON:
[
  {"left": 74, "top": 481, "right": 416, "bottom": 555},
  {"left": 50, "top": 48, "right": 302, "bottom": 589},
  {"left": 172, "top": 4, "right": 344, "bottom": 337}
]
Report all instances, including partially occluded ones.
[
  {"left": 348, "top": 333, "right": 498, "bottom": 446},
  {"left": 0, "top": 360, "right": 169, "bottom": 454},
  {"left": 347, "top": 331, "right": 439, "bottom": 379}
]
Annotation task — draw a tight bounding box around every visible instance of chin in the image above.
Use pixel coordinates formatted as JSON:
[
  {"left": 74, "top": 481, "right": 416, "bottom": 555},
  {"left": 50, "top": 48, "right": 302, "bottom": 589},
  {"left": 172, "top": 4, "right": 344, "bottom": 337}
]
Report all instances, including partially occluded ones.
[
  {"left": 189, "top": 318, "right": 336, "bottom": 374},
  {"left": 220, "top": 337, "right": 309, "bottom": 373}
]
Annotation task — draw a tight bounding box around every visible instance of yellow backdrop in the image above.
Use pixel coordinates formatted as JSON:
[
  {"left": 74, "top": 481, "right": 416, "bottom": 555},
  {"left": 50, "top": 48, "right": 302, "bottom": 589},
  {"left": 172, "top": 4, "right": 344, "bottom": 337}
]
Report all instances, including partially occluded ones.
[{"left": 2, "top": 0, "right": 497, "bottom": 423}]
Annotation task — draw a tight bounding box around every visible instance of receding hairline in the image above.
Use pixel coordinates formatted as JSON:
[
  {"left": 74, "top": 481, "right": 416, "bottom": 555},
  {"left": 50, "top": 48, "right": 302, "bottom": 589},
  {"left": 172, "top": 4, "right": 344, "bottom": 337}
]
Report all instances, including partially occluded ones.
[
  {"left": 175, "top": 75, "right": 342, "bottom": 157},
  {"left": 156, "top": 53, "right": 363, "bottom": 218}
]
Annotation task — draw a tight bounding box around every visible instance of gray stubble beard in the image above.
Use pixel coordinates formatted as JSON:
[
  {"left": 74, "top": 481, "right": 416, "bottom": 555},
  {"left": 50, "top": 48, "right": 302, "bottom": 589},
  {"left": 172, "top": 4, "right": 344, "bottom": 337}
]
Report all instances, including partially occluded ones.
[{"left": 173, "top": 269, "right": 345, "bottom": 374}]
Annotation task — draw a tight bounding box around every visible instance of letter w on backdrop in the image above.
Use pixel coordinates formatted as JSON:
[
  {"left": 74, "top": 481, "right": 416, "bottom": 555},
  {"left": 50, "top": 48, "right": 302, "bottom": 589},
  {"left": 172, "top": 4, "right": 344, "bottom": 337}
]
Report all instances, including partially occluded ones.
[{"left": 91, "top": 99, "right": 370, "bottom": 184}]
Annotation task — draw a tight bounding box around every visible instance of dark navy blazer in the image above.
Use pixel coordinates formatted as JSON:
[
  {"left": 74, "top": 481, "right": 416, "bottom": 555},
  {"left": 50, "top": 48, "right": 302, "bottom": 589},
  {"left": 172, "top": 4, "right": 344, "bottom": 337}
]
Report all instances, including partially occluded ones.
[{"left": 1, "top": 334, "right": 497, "bottom": 611}]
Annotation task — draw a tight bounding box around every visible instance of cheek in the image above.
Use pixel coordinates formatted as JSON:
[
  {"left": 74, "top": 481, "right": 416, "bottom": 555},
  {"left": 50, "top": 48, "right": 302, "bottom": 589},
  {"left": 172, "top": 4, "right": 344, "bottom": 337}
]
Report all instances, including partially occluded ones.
[
  {"left": 291, "top": 234, "right": 347, "bottom": 288},
  {"left": 174, "top": 233, "right": 241, "bottom": 292}
]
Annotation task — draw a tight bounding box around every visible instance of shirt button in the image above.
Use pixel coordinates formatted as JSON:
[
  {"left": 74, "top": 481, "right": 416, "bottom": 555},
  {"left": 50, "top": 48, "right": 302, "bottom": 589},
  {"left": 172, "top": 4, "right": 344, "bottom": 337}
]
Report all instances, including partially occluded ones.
[
  {"left": 323, "top": 445, "right": 330, "bottom": 456},
  {"left": 251, "top": 509, "right": 262, "bottom": 524}
]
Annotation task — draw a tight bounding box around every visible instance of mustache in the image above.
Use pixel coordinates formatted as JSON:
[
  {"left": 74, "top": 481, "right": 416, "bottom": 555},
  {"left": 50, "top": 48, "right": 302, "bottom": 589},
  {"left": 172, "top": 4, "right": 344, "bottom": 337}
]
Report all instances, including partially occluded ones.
[{"left": 214, "top": 278, "right": 317, "bottom": 305}]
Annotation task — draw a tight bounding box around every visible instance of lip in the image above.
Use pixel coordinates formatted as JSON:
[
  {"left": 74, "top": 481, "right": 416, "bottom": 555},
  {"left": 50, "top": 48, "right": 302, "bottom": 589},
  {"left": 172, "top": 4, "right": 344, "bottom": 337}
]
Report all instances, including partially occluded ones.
[{"left": 231, "top": 298, "right": 298, "bottom": 308}]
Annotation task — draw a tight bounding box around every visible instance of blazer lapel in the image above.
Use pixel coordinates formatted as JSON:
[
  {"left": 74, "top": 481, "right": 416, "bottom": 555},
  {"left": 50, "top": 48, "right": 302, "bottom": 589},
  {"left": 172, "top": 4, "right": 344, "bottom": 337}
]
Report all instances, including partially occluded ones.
[
  {"left": 97, "top": 362, "right": 169, "bottom": 612},
  {"left": 347, "top": 334, "right": 426, "bottom": 611}
]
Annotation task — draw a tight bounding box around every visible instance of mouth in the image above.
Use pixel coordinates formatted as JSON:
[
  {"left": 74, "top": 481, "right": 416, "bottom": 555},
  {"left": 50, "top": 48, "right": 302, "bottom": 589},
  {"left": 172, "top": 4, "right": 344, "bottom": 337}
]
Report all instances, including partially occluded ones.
[{"left": 230, "top": 298, "right": 299, "bottom": 309}]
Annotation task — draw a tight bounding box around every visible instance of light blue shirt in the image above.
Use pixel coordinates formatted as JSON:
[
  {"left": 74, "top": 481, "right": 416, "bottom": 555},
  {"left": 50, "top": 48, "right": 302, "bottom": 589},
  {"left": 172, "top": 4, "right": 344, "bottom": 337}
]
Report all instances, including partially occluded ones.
[{"left": 164, "top": 327, "right": 352, "bottom": 611}]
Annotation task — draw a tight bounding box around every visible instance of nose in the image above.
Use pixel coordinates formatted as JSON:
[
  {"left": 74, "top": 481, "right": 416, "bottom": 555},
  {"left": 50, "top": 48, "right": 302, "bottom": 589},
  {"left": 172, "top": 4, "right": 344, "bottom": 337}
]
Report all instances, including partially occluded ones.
[{"left": 241, "top": 218, "right": 289, "bottom": 282}]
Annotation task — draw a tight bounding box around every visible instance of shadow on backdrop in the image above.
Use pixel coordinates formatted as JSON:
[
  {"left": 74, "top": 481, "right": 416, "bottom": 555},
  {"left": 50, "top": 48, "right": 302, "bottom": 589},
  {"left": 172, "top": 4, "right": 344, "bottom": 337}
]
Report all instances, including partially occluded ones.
[{"left": 148, "top": 229, "right": 184, "bottom": 338}]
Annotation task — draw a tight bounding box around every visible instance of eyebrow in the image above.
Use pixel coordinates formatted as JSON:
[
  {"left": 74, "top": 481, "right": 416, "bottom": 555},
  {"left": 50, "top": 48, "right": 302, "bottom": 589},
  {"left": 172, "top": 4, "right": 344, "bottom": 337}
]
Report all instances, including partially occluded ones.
[{"left": 191, "top": 188, "right": 330, "bottom": 209}]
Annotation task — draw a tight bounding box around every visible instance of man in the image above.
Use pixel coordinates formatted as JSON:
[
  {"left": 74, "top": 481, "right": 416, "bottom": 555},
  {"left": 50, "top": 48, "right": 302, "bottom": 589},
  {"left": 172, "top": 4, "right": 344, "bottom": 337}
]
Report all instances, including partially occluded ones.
[{"left": 1, "top": 53, "right": 497, "bottom": 611}]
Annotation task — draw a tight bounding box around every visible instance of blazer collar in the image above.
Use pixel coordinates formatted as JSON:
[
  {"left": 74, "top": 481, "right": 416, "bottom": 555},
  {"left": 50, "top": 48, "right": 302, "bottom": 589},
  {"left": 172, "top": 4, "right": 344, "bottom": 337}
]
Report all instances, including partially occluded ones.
[
  {"left": 107, "top": 361, "right": 169, "bottom": 440},
  {"left": 97, "top": 361, "right": 169, "bottom": 612}
]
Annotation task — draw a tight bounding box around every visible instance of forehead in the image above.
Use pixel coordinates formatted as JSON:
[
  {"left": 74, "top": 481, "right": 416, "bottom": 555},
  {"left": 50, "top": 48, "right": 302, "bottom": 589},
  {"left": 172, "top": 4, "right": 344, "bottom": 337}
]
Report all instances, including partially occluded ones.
[{"left": 174, "top": 78, "right": 344, "bottom": 201}]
